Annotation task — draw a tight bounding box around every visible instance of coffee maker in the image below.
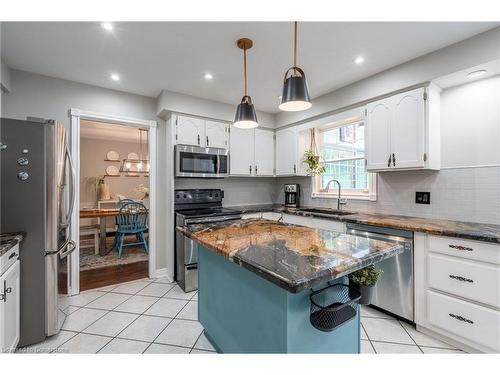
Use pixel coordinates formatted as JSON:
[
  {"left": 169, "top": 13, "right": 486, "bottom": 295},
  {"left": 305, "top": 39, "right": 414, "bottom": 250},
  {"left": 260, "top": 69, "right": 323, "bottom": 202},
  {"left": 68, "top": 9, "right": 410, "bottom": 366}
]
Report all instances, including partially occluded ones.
[{"left": 284, "top": 184, "right": 300, "bottom": 207}]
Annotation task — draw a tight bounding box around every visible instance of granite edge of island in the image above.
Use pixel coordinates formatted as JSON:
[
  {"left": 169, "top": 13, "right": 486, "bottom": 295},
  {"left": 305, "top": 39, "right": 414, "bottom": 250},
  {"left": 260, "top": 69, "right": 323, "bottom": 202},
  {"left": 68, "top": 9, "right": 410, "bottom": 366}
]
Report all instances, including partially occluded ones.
[
  {"left": 177, "top": 219, "right": 404, "bottom": 293},
  {"left": 226, "top": 204, "right": 500, "bottom": 244}
]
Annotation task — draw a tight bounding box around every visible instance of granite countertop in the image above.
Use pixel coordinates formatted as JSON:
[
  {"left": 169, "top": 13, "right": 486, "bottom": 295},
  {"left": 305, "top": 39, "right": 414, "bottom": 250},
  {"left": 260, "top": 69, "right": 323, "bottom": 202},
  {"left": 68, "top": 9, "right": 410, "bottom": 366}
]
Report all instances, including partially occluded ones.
[
  {"left": 228, "top": 204, "right": 500, "bottom": 244},
  {"left": 0, "top": 232, "right": 24, "bottom": 257},
  {"left": 178, "top": 219, "right": 404, "bottom": 293}
]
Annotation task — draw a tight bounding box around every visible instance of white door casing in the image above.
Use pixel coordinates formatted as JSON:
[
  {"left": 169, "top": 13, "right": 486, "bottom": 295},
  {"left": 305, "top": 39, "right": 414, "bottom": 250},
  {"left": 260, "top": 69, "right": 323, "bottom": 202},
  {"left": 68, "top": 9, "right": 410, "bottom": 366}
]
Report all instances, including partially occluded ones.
[{"left": 69, "top": 108, "right": 157, "bottom": 296}]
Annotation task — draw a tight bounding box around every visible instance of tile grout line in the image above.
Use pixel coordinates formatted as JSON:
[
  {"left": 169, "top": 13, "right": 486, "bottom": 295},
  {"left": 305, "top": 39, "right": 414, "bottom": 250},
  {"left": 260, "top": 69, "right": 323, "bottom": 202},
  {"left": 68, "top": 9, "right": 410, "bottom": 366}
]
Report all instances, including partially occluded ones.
[{"left": 398, "top": 320, "right": 424, "bottom": 353}]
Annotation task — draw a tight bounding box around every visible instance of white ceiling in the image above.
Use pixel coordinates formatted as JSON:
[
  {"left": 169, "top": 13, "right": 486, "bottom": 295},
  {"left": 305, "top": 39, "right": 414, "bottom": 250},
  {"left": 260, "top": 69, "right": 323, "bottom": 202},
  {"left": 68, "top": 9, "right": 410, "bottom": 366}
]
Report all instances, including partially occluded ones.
[
  {"left": 2, "top": 22, "right": 498, "bottom": 113},
  {"left": 80, "top": 120, "right": 146, "bottom": 142}
]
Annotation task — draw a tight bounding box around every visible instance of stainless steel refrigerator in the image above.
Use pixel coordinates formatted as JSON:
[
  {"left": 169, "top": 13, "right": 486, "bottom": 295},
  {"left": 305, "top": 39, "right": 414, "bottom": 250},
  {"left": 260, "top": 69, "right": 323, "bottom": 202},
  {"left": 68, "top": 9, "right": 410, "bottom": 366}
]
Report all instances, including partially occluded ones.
[{"left": 0, "top": 117, "right": 76, "bottom": 346}]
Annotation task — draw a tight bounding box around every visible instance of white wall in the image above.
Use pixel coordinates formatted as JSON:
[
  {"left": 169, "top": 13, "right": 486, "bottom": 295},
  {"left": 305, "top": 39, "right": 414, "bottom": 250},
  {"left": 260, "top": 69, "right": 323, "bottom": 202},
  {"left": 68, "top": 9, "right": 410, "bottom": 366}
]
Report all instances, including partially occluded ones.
[
  {"left": 275, "top": 26, "right": 500, "bottom": 128},
  {"left": 1, "top": 69, "right": 170, "bottom": 272},
  {"left": 440, "top": 76, "right": 500, "bottom": 168},
  {"left": 157, "top": 89, "right": 276, "bottom": 129}
]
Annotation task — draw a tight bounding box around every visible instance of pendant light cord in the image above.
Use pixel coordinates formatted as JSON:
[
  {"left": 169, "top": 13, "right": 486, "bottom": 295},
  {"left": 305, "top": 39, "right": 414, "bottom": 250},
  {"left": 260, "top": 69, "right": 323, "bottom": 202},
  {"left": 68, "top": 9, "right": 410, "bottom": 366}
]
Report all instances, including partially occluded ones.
[
  {"left": 243, "top": 47, "right": 248, "bottom": 97},
  {"left": 293, "top": 21, "right": 298, "bottom": 76}
]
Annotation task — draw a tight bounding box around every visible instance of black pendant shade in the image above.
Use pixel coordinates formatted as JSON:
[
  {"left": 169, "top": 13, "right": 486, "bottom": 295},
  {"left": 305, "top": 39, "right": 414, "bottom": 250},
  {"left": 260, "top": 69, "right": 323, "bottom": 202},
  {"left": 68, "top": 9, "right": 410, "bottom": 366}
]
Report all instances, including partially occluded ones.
[
  {"left": 234, "top": 95, "right": 258, "bottom": 129},
  {"left": 279, "top": 67, "right": 312, "bottom": 112},
  {"left": 279, "top": 22, "right": 312, "bottom": 112}
]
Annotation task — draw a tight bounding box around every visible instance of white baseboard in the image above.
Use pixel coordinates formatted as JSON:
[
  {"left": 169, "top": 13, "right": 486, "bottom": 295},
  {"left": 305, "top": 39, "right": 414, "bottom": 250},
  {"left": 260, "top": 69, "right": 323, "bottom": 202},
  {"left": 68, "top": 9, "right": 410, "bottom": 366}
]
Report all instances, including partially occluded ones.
[{"left": 151, "top": 267, "right": 172, "bottom": 281}]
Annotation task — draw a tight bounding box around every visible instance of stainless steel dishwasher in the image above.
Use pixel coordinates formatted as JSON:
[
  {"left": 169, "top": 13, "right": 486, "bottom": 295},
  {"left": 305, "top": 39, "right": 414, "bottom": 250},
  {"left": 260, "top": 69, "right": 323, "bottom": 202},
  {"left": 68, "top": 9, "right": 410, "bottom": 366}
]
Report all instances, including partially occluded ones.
[{"left": 346, "top": 223, "right": 414, "bottom": 323}]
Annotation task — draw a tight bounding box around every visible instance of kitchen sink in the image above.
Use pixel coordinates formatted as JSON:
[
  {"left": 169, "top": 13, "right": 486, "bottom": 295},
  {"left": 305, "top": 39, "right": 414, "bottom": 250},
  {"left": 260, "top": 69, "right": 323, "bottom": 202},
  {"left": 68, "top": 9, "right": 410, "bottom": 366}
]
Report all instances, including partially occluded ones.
[{"left": 298, "top": 208, "right": 356, "bottom": 216}]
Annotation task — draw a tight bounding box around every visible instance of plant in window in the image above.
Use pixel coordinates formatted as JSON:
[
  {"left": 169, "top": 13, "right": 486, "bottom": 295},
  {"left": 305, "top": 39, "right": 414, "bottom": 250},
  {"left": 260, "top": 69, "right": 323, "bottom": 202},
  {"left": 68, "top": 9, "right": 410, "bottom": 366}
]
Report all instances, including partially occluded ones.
[{"left": 303, "top": 129, "right": 326, "bottom": 176}]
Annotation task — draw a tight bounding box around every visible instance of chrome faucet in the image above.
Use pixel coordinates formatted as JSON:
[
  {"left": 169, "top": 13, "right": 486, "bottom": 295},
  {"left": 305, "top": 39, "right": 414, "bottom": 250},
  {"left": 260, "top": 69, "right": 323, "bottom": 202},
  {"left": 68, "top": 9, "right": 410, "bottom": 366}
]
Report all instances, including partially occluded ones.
[{"left": 323, "top": 179, "right": 347, "bottom": 211}]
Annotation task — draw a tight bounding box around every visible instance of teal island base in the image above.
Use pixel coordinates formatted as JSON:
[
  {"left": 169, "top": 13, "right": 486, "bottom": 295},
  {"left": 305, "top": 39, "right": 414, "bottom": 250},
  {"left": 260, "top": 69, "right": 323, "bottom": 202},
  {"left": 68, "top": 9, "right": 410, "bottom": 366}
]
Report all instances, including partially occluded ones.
[{"left": 198, "top": 245, "right": 361, "bottom": 353}]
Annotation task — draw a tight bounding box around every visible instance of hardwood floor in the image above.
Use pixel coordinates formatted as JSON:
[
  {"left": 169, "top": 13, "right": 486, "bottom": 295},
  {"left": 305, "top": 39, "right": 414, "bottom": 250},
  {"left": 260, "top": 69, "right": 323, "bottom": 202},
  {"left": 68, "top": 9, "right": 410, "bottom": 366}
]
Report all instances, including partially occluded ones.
[{"left": 79, "top": 259, "right": 149, "bottom": 291}]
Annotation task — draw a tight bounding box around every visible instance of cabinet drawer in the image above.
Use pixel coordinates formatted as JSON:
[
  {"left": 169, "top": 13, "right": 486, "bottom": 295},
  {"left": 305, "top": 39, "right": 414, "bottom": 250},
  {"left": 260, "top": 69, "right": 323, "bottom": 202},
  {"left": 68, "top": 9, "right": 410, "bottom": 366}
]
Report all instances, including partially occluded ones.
[
  {"left": 429, "top": 253, "right": 500, "bottom": 308},
  {"left": 427, "top": 290, "right": 500, "bottom": 351},
  {"left": 281, "top": 213, "right": 311, "bottom": 227},
  {"left": 428, "top": 235, "right": 500, "bottom": 265}
]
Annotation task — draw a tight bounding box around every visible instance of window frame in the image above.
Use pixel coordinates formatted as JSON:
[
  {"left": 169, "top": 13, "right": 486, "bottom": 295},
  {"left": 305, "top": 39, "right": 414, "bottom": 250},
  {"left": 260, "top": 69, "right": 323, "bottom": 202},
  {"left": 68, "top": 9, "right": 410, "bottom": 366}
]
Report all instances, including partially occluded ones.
[{"left": 311, "top": 119, "right": 377, "bottom": 201}]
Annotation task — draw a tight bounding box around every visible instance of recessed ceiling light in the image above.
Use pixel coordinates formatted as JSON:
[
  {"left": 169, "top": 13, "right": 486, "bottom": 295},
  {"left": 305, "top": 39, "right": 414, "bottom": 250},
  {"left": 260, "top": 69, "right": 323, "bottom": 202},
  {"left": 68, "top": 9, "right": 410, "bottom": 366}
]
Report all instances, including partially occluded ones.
[
  {"left": 353, "top": 56, "right": 365, "bottom": 65},
  {"left": 467, "top": 70, "right": 487, "bottom": 78},
  {"left": 101, "top": 22, "right": 113, "bottom": 32},
  {"left": 110, "top": 73, "right": 120, "bottom": 81},
  {"left": 204, "top": 73, "right": 213, "bottom": 80}
]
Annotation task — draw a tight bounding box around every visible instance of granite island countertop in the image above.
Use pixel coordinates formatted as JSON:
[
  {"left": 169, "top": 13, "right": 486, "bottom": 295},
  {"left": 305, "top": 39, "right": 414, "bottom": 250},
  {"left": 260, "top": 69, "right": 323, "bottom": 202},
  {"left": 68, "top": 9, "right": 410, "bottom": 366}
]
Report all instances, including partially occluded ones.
[
  {"left": 178, "top": 219, "right": 404, "bottom": 293},
  {"left": 0, "top": 232, "right": 24, "bottom": 257},
  {"left": 227, "top": 204, "right": 500, "bottom": 244}
]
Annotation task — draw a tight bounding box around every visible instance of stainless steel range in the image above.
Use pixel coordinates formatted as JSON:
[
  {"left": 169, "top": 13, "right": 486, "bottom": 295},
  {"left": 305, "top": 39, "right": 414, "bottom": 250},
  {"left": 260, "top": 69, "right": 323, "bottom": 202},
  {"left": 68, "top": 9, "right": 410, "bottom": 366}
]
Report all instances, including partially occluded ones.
[{"left": 174, "top": 189, "right": 241, "bottom": 292}]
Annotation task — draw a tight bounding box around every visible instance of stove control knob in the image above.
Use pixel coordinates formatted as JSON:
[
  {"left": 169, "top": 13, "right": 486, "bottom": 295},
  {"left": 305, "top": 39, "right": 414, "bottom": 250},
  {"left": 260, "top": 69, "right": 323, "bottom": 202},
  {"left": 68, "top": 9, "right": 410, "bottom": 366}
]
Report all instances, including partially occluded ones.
[
  {"left": 18, "top": 171, "right": 29, "bottom": 181},
  {"left": 17, "top": 157, "right": 29, "bottom": 166}
]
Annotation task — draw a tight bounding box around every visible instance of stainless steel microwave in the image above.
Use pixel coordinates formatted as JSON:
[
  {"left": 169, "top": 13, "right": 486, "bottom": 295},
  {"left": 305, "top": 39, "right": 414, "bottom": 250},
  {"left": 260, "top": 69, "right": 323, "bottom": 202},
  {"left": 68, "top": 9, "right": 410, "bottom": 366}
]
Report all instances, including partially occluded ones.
[{"left": 175, "top": 145, "right": 229, "bottom": 178}]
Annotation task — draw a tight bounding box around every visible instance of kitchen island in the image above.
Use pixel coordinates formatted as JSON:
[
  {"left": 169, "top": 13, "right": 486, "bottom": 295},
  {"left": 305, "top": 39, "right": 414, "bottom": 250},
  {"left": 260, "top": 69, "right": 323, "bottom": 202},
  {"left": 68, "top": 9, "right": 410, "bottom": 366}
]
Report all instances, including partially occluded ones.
[{"left": 178, "top": 219, "right": 404, "bottom": 353}]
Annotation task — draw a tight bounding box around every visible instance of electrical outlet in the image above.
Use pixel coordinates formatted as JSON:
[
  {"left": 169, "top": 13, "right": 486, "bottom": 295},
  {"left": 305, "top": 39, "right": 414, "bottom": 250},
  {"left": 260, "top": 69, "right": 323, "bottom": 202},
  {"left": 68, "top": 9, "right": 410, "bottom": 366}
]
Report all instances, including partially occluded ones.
[{"left": 415, "top": 191, "right": 431, "bottom": 204}]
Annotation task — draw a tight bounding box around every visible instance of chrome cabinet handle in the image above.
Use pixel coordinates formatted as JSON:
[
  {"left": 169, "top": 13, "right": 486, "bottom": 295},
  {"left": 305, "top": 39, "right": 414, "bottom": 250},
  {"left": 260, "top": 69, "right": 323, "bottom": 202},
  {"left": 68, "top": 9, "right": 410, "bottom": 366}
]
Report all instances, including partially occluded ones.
[
  {"left": 449, "top": 313, "right": 473, "bottom": 324},
  {"left": 206, "top": 136, "right": 209, "bottom": 146},
  {"left": 449, "top": 244, "right": 473, "bottom": 252},
  {"left": 449, "top": 275, "right": 474, "bottom": 283},
  {"left": 387, "top": 155, "right": 391, "bottom": 167},
  {"left": 0, "top": 280, "right": 12, "bottom": 303},
  {"left": 392, "top": 153, "right": 396, "bottom": 166}
]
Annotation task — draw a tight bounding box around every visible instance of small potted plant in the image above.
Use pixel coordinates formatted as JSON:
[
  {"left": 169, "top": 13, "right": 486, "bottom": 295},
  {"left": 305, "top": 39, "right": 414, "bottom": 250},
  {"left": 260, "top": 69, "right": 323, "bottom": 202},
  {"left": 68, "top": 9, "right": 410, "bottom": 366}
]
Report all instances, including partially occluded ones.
[
  {"left": 349, "top": 265, "right": 383, "bottom": 305},
  {"left": 95, "top": 175, "right": 110, "bottom": 200},
  {"left": 303, "top": 129, "right": 326, "bottom": 176}
]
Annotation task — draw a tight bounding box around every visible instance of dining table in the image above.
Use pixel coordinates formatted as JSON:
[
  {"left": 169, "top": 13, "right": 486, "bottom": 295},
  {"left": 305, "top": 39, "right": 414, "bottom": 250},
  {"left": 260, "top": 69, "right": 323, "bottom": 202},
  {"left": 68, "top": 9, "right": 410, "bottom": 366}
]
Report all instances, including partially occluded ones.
[{"left": 80, "top": 208, "right": 120, "bottom": 255}]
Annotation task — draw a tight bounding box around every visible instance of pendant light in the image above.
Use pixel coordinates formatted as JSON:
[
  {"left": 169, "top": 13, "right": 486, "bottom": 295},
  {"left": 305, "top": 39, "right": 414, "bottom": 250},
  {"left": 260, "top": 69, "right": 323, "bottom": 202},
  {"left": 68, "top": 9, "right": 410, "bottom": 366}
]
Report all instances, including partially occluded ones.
[
  {"left": 234, "top": 38, "right": 258, "bottom": 129},
  {"left": 279, "top": 22, "right": 312, "bottom": 112},
  {"left": 121, "top": 128, "right": 150, "bottom": 174}
]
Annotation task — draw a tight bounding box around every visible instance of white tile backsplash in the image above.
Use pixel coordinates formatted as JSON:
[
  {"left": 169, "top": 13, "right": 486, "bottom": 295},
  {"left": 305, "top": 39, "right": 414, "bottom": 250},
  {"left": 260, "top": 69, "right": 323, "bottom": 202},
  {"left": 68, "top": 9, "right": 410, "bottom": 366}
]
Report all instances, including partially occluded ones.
[{"left": 276, "top": 166, "right": 500, "bottom": 224}]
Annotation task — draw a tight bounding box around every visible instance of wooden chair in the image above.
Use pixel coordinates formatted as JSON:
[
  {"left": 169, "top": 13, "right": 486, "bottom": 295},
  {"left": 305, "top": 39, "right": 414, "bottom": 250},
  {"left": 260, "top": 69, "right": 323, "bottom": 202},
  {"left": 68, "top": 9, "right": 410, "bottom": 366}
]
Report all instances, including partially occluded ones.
[
  {"left": 113, "top": 202, "right": 149, "bottom": 258},
  {"left": 80, "top": 224, "right": 99, "bottom": 255}
]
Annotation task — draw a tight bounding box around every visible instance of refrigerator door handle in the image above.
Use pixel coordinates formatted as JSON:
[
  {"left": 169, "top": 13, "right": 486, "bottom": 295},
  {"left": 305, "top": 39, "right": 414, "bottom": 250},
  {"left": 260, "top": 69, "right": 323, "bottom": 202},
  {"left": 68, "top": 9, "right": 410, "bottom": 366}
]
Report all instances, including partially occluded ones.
[
  {"left": 64, "top": 144, "right": 76, "bottom": 227},
  {"left": 59, "top": 239, "right": 76, "bottom": 259}
]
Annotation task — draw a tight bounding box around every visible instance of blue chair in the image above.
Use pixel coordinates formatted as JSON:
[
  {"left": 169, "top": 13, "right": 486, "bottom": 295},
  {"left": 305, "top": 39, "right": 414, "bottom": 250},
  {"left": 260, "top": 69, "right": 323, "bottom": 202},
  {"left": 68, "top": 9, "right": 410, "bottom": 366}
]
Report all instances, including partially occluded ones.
[{"left": 114, "top": 202, "right": 149, "bottom": 258}]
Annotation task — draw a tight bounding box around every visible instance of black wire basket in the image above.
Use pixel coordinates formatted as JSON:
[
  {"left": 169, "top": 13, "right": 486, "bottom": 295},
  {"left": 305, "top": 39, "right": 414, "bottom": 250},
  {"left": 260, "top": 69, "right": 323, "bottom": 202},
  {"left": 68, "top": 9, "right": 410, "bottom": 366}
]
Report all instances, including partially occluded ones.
[{"left": 309, "top": 283, "right": 361, "bottom": 332}]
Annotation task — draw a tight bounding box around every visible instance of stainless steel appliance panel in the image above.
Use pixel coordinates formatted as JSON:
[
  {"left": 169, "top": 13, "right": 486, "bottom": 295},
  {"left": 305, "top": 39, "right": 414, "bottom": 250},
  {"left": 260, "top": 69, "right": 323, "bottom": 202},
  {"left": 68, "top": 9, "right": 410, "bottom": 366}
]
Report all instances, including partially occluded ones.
[
  {"left": 346, "top": 223, "right": 414, "bottom": 322},
  {"left": 0, "top": 118, "right": 47, "bottom": 346},
  {"left": 175, "top": 145, "right": 228, "bottom": 178}
]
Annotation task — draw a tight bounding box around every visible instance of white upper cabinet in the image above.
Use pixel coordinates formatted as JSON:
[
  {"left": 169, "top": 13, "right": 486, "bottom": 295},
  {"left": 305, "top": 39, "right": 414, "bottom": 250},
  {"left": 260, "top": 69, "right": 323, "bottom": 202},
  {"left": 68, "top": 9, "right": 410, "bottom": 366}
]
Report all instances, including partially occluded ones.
[
  {"left": 175, "top": 115, "right": 228, "bottom": 149},
  {"left": 229, "top": 126, "right": 275, "bottom": 177},
  {"left": 365, "top": 85, "right": 440, "bottom": 172},
  {"left": 175, "top": 115, "right": 205, "bottom": 147},
  {"left": 275, "top": 128, "right": 298, "bottom": 176},
  {"left": 391, "top": 88, "right": 425, "bottom": 169},
  {"left": 205, "top": 120, "right": 228, "bottom": 149},
  {"left": 229, "top": 126, "right": 255, "bottom": 176},
  {"left": 366, "top": 100, "right": 392, "bottom": 170},
  {"left": 254, "top": 129, "right": 275, "bottom": 176}
]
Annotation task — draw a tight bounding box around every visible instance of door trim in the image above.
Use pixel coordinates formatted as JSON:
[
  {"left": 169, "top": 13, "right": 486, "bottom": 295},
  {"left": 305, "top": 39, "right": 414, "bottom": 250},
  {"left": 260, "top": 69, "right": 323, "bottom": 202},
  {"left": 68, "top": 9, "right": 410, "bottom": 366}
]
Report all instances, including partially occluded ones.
[{"left": 69, "top": 108, "right": 157, "bottom": 296}]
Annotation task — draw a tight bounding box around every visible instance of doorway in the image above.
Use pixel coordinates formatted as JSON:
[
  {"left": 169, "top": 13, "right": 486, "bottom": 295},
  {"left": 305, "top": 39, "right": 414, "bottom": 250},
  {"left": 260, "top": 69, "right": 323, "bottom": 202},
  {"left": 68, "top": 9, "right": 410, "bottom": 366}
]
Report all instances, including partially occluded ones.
[{"left": 69, "top": 109, "right": 157, "bottom": 295}]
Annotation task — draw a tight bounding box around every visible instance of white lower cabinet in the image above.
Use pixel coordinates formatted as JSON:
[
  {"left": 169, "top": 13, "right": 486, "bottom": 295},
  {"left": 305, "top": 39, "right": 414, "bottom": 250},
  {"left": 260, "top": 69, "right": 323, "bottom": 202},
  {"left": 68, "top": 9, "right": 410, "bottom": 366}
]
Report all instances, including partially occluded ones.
[
  {"left": 242, "top": 211, "right": 282, "bottom": 221},
  {"left": 311, "top": 217, "right": 346, "bottom": 233},
  {"left": 0, "top": 258, "right": 20, "bottom": 352},
  {"left": 415, "top": 233, "right": 500, "bottom": 352},
  {"left": 427, "top": 290, "right": 500, "bottom": 352},
  {"left": 281, "top": 213, "right": 311, "bottom": 226}
]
